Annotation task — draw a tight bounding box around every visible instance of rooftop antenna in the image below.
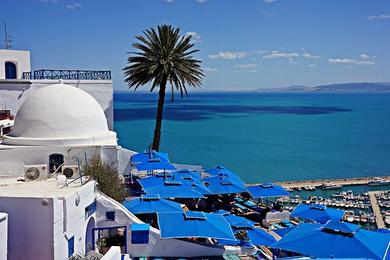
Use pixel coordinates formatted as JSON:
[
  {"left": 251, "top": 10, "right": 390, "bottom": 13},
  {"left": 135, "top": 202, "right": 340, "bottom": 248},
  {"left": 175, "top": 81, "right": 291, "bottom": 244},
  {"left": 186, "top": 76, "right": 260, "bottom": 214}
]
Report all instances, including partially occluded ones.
[{"left": 4, "top": 22, "right": 13, "bottom": 49}]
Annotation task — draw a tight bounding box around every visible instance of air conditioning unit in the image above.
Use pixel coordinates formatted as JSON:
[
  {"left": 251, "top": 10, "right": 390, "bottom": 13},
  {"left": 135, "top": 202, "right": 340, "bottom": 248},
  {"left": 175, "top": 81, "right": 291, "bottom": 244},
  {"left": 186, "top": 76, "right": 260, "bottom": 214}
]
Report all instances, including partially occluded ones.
[
  {"left": 24, "top": 164, "right": 48, "bottom": 181},
  {"left": 61, "top": 165, "right": 80, "bottom": 179}
]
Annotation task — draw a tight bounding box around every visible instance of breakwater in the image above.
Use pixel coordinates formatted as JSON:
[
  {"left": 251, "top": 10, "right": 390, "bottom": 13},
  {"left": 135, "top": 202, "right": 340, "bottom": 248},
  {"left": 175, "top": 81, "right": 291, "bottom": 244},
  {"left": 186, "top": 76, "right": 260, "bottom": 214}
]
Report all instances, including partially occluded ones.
[{"left": 272, "top": 176, "right": 390, "bottom": 189}]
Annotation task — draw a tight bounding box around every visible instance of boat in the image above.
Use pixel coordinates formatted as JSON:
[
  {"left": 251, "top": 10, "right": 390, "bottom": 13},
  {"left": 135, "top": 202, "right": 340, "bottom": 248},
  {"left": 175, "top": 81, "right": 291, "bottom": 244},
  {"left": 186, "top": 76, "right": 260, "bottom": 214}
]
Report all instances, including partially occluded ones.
[
  {"left": 368, "top": 177, "right": 390, "bottom": 186},
  {"left": 320, "top": 183, "right": 342, "bottom": 190},
  {"left": 0, "top": 109, "right": 14, "bottom": 136}
]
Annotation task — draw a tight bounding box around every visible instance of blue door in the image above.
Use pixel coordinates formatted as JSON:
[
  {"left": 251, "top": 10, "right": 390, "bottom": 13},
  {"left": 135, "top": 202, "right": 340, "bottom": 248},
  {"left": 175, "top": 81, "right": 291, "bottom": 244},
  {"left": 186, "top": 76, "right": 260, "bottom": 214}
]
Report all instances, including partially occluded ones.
[
  {"left": 68, "top": 236, "right": 75, "bottom": 257},
  {"left": 5, "top": 62, "right": 17, "bottom": 79}
]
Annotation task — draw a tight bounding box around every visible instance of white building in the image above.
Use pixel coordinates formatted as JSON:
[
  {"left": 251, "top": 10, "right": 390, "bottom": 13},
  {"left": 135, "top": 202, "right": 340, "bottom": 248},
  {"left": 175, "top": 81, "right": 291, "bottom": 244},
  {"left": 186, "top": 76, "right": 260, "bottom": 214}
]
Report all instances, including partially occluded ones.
[
  {"left": 0, "top": 49, "right": 113, "bottom": 130},
  {"left": 0, "top": 212, "right": 7, "bottom": 260},
  {"left": 0, "top": 82, "right": 234, "bottom": 259},
  {"left": 0, "top": 49, "right": 30, "bottom": 80},
  {"left": 0, "top": 82, "right": 130, "bottom": 259}
]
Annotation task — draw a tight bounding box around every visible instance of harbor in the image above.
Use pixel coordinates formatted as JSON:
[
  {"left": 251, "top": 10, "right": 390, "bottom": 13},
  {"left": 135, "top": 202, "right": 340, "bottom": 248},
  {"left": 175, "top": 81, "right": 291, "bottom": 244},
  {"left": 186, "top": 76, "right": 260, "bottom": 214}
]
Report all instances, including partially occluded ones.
[{"left": 273, "top": 176, "right": 390, "bottom": 190}]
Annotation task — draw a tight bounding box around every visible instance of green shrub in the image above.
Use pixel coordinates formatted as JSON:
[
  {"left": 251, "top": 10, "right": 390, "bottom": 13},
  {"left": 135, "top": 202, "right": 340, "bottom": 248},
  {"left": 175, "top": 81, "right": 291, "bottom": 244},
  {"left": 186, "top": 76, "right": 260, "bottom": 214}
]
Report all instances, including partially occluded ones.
[{"left": 83, "top": 158, "right": 127, "bottom": 202}]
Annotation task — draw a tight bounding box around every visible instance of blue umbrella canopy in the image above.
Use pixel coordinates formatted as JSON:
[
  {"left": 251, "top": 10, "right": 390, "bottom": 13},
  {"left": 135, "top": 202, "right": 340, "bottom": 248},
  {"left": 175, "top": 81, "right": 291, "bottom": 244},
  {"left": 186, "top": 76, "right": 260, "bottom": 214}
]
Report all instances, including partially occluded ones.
[
  {"left": 123, "top": 195, "right": 183, "bottom": 214},
  {"left": 134, "top": 158, "right": 176, "bottom": 171},
  {"left": 131, "top": 150, "right": 170, "bottom": 164},
  {"left": 291, "top": 204, "right": 344, "bottom": 224},
  {"left": 214, "top": 210, "right": 256, "bottom": 228},
  {"left": 205, "top": 166, "right": 241, "bottom": 180},
  {"left": 247, "top": 183, "right": 291, "bottom": 198},
  {"left": 204, "top": 174, "right": 248, "bottom": 195},
  {"left": 131, "top": 150, "right": 176, "bottom": 171},
  {"left": 272, "top": 221, "right": 390, "bottom": 260},
  {"left": 138, "top": 174, "right": 210, "bottom": 197},
  {"left": 157, "top": 211, "right": 236, "bottom": 241},
  {"left": 144, "top": 185, "right": 205, "bottom": 199},
  {"left": 247, "top": 228, "right": 277, "bottom": 246}
]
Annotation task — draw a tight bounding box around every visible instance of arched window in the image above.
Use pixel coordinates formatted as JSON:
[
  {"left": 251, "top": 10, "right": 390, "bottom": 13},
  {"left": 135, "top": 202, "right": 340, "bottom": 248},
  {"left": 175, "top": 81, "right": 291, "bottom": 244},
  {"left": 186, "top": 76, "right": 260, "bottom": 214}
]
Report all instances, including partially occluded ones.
[
  {"left": 49, "top": 153, "right": 64, "bottom": 173},
  {"left": 5, "top": 62, "right": 17, "bottom": 79}
]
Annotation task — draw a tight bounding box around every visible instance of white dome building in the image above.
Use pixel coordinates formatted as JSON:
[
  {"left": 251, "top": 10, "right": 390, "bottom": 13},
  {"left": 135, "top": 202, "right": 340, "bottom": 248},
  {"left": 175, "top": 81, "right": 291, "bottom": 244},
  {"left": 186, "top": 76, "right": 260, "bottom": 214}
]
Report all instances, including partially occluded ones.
[{"left": 3, "top": 82, "right": 117, "bottom": 146}]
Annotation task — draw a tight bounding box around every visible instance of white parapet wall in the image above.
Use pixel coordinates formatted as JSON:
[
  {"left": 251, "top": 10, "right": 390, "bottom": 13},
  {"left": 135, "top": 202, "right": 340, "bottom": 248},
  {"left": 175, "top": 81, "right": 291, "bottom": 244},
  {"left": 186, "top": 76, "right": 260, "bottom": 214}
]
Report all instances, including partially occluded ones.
[
  {"left": 0, "top": 79, "right": 113, "bottom": 130},
  {"left": 0, "top": 212, "right": 7, "bottom": 260}
]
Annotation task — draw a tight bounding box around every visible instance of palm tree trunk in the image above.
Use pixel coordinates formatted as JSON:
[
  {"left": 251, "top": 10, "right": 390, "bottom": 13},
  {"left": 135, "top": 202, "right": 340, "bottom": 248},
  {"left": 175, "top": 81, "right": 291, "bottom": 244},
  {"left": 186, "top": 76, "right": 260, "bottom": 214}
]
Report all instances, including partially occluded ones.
[{"left": 152, "top": 80, "right": 167, "bottom": 151}]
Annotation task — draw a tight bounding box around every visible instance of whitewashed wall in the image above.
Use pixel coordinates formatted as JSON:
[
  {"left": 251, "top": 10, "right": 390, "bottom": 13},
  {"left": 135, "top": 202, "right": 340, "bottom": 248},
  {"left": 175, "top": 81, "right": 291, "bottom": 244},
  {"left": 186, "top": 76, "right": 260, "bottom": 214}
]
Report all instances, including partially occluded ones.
[
  {"left": 0, "top": 79, "right": 113, "bottom": 130},
  {"left": 0, "top": 197, "right": 54, "bottom": 260},
  {"left": 53, "top": 181, "right": 97, "bottom": 259},
  {"left": 0, "top": 49, "right": 31, "bottom": 79},
  {"left": 0, "top": 212, "right": 7, "bottom": 260},
  {"left": 0, "top": 145, "right": 102, "bottom": 177}
]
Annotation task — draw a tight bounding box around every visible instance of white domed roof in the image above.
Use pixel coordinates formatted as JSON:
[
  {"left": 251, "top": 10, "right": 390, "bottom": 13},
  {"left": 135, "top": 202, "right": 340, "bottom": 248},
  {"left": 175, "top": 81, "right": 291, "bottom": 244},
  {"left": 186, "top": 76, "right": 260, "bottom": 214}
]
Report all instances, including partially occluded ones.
[{"left": 3, "top": 83, "right": 117, "bottom": 146}]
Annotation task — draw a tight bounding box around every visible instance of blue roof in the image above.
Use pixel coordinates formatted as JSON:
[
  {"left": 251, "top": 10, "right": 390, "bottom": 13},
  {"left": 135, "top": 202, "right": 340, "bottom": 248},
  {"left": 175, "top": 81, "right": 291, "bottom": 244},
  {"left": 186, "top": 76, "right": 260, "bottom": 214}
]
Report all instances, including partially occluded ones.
[
  {"left": 123, "top": 196, "right": 183, "bottom": 214},
  {"left": 272, "top": 221, "right": 390, "bottom": 260},
  {"left": 157, "top": 211, "right": 236, "bottom": 241},
  {"left": 205, "top": 166, "right": 241, "bottom": 180},
  {"left": 247, "top": 183, "right": 291, "bottom": 198},
  {"left": 204, "top": 175, "right": 248, "bottom": 195},
  {"left": 138, "top": 175, "right": 209, "bottom": 198},
  {"left": 291, "top": 204, "right": 344, "bottom": 224},
  {"left": 215, "top": 211, "right": 256, "bottom": 228}
]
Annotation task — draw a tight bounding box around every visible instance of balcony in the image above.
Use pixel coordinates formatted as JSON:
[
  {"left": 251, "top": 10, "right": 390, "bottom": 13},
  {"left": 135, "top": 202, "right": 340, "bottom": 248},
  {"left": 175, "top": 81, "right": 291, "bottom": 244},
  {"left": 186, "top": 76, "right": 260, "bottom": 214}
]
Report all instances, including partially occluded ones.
[{"left": 22, "top": 69, "right": 111, "bottom": 80}]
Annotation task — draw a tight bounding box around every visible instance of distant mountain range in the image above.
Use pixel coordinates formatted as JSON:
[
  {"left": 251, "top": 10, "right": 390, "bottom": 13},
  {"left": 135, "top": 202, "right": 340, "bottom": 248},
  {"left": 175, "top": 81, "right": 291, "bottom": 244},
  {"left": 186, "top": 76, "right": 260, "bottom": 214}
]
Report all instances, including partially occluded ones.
[{"left": 254, "top": 82, "right": 390, "bottom": 93}]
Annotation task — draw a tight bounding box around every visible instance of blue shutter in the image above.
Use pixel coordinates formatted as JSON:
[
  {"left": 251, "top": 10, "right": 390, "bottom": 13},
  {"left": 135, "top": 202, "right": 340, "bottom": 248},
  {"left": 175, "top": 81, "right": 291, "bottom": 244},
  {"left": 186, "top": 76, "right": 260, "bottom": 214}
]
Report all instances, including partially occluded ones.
[{"left": 131, "top": 224, "right": 149, "bottom": 244}]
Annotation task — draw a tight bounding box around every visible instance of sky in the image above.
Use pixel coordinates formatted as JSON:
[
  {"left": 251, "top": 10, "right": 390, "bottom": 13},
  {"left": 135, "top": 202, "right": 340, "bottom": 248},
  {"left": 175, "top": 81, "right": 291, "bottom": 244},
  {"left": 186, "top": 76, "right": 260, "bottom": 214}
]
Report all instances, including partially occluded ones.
[{"left": 1, "top": 0, "right": 390, "bottom": 91}]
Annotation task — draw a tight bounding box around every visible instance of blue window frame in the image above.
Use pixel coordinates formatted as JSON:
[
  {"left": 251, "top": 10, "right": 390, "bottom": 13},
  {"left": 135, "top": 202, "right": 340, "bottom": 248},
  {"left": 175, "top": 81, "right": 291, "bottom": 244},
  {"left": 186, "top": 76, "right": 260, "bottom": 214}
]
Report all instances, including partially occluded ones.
[
  {"left": 68, "top": 236, "right": 75, "bottom": 257},
  {"left": 106, "top": 211, "right": 115, "bottom": 221},
  {"left": 5, "top": 62, "right": 17, "bottom": 79},
  {"left": 85, "top": 200, "right": 96, "bottom": 219},
  {"left": 131, "top": 223, "right": 149, "bottom": 244}
]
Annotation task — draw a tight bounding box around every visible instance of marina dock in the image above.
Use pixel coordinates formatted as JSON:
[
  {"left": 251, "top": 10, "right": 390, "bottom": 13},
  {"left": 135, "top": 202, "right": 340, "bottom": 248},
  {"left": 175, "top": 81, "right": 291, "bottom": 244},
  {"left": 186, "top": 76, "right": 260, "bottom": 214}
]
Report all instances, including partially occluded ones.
[
  {"left": 368, "top": 191, "right": 386, "bottom": 229},
  {"left": 270, "top": 176, "right": 390, "bottom": 189}
]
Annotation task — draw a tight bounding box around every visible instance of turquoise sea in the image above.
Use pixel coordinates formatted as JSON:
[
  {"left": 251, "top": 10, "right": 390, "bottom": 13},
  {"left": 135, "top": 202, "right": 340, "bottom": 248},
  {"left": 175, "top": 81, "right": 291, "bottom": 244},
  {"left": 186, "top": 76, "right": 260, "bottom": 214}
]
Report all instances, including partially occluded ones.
[{"left": 114, "top": 92, "right": 390, "bottom": 184}]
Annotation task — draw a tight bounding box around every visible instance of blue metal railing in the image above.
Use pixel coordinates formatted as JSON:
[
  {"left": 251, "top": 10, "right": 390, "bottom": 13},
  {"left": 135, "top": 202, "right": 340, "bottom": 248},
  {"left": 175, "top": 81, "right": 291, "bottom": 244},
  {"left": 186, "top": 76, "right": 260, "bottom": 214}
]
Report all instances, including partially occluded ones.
[{"left": 22, "top": 69, "right": 111, "bottom": 80}]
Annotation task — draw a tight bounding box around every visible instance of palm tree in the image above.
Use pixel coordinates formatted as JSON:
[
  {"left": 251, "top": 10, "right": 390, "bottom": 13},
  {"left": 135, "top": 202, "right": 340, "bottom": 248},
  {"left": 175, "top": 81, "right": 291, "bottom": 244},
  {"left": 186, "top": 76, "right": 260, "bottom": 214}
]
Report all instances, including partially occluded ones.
[{"left": 123, "top": 25, "right": 203, "bottom": 151}]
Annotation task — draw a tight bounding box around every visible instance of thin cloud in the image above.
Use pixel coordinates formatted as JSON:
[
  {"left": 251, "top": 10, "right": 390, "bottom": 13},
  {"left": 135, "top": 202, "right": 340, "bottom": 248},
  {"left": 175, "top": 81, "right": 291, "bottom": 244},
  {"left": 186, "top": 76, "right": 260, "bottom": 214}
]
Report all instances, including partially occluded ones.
[
  {"left": 234, "top": 64, "right": 257, "bottom": 69},
  {"left": 308, "top": 64, "right": 316, "bottom": 68},
  {"left": 328, "top": 58, "right": 375, "bottom": 65},
  {"left": 302, "top": 51, "right": 320, "bottom": 59},
  {"left": 360, "top": 54, "right": 371, "bottom": 60},
  {"left": 209, "top": 51, "right": 249, "bottom": 60},
  {"left": 204, "top": 67, "right": 219, "bottom": 72},
  {"left": 264, "top": 0, "right": 278, "bottom": 3},
  {"left": 263, "top": 50, "right": 300, "bottom": 59},
  {"left": 288, "top": 58, "right": 297, "bottom": 64},
  {"left": 195, "top": 0, "right": 207, "bottom": 3},
  {"left": 67, "top": 2, "right": 82, "bottom": 9},
  {"left": 185, "top": 32, "right": 203, "bottom": 43},
  {"left": 39, "top": 0, "right": 58, "bottom": 3},
  {"left": 368, "top": 14, "right": 390, "bottom": 20}
]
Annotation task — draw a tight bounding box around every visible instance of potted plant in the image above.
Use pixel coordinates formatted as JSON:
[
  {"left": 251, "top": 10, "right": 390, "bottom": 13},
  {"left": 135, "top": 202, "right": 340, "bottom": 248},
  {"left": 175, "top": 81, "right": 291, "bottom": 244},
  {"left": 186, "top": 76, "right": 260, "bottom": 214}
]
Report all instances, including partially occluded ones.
[{"left": 235, "top": 230, "right": 253, "bottom": 248}]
